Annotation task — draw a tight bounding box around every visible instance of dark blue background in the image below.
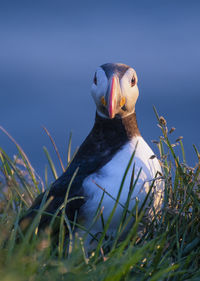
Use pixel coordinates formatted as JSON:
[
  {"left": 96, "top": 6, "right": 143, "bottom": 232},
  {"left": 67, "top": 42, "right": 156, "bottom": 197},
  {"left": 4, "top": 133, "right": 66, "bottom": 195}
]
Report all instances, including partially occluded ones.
[{"left": 0, "top": 0, "right": 199, "bottom": 182}]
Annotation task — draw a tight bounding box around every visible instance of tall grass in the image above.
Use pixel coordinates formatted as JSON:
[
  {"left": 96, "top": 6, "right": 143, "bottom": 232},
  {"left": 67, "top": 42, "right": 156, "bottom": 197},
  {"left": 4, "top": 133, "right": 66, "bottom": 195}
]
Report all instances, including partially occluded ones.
[{"left": 0, "top": 110, "right": 199, "bottom": 281}]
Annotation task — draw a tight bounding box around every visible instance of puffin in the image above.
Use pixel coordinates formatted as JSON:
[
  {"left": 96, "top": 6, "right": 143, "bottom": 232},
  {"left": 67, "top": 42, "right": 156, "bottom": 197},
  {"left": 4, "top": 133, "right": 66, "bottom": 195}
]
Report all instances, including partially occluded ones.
[{"left": 20, "top": 63, "right": 163, "bottom": 243}]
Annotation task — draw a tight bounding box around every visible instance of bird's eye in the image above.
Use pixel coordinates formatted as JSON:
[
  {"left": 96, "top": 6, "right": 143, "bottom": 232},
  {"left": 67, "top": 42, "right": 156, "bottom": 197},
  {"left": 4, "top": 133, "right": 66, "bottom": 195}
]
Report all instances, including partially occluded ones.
[
  {"left": 93, "top": 72, "right": 97, "bottom": 85},
  {"left": 131, "top": 76, "right": 136, "bottom": 87}
]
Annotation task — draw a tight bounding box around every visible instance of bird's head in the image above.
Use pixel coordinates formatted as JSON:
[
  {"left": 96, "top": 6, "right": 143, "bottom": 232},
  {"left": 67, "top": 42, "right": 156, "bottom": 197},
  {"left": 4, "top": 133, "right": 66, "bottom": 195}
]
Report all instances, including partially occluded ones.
[{"left": 91, "top": 63, "right": 139, "bottom": 119}]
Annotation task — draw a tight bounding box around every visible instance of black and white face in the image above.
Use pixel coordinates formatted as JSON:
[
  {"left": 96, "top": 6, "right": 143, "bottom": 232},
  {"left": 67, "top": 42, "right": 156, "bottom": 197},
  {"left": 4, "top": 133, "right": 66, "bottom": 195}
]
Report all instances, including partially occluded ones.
[{"left": 91, "top": 63, "right": 139, "bottom": 119}]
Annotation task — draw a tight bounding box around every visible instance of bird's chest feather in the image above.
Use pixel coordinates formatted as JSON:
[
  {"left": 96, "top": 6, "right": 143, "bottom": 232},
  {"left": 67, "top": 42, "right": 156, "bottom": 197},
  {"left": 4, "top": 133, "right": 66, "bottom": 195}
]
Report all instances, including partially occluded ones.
[{"left": 81, "top": 136, "right": 163, "bottom": 233}]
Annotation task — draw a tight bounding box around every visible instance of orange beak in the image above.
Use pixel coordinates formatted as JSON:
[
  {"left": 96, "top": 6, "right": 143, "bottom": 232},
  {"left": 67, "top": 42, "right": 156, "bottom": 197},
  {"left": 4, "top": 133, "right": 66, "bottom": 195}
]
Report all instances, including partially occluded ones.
[{"left": 108, "top": 76, "right": 118, "bottom": 119}]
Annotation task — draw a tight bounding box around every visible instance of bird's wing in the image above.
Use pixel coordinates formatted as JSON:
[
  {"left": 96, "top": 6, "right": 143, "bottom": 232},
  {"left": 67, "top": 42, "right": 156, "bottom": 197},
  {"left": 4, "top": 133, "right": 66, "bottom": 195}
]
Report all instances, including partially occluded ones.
[
  {"left": 20, "top": 128, "right": 116, "bottom": 229},
  {"left": 20, "top": 114, "right": 130, "bottom": 230}
]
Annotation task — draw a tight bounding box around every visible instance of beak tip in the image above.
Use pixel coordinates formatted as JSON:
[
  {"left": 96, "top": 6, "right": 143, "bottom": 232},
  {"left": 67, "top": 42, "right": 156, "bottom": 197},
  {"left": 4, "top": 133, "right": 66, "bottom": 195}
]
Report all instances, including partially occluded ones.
[{"left": 109, "top": 114, "right": 115, "bottom": 119}]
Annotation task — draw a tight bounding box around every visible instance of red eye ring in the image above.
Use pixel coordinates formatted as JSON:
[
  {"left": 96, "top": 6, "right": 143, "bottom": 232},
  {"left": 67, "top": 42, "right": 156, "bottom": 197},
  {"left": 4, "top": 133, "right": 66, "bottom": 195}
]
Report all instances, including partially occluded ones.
[
  {"left": 93, "top": 72, "right": 97, "bottom": 85},
  {"left": 131, "top": 76, "right": 136, "bottom": 87}
]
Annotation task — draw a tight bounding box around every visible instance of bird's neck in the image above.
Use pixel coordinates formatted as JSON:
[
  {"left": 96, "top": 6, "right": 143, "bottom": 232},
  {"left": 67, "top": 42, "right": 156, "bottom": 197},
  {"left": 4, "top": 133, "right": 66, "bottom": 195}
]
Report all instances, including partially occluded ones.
[{"left": 94, "top": 112, "right": 141, "bottom": 141}]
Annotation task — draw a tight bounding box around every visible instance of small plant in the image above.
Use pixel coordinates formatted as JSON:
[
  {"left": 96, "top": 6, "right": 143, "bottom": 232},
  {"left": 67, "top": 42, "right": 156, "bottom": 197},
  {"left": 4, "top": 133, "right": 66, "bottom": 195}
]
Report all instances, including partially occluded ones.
[{"left": 0, "top": 109, "right": 199, "bottom": 281}]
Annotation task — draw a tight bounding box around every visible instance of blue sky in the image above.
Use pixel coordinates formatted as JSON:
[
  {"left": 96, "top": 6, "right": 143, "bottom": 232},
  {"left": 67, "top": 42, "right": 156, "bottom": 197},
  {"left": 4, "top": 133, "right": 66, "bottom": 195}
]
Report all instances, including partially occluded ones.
[{"left": 0, "top": 0, "right": 199, "bottom": 179}]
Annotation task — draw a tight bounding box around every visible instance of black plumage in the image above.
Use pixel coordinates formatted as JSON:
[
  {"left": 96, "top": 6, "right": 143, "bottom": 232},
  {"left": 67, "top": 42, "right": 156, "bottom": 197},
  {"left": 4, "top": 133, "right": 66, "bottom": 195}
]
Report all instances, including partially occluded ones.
[{"left": 20, "top": 112, "right": 140, "bottom": 230}]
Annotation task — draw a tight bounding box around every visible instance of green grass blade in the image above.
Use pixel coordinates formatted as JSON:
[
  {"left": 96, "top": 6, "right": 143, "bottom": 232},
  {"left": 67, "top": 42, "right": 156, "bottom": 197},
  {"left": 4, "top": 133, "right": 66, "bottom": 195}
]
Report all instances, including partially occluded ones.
[
  {"left": 43, "top": 127, "right": 65, "bottom": 172},
  {"left": 43, "top": 146, "right": 58, "bottom": 180}
]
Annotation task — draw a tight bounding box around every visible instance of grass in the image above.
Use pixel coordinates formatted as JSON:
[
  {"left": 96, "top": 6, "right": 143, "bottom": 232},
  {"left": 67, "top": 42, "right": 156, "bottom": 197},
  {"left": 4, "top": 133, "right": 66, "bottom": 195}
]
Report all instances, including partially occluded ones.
[{"left": 0, "top": 109, "right": 200, "bottom": 281}]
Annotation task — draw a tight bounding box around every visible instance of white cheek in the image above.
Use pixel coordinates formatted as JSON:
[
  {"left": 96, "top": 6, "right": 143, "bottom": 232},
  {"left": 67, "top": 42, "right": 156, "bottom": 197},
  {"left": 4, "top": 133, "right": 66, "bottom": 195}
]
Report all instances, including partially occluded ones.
[
  {"left": 91, "top": 71, "right": 108, "bottom": 100},
  {"left": 120, "top": 68, "right": 139, "bottom": 102},
  {"left": 91, "top": 82, "right": 108, "bottom": 103},
  {"left": 91, "top": 84, "right": 97, "bottom": 99},
  {"left": 120, "top": 79, "right": 130, "bottom": 96},
  {"left": 120, "top": 79, "right": 138, "bottom": 99},
  {"left": 130, "top": 85, "right": 139, "bottom": 100},
  {"left": 97, "top": 78, "right": 108, "bottom": 97},
  {"left": 120, "top": 84, "right": 139, "bottom": 108}
]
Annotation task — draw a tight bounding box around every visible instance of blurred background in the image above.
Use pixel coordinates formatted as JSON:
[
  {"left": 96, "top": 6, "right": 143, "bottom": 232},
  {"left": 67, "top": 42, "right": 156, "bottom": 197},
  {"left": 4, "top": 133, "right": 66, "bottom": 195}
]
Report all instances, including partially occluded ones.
[{"left": 0, "top": 0, "right": 200, "bottom": 181}]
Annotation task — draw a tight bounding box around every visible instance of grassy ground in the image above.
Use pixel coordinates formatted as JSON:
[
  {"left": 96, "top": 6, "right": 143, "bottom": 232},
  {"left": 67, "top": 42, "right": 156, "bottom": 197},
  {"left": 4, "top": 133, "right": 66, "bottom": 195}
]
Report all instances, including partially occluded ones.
[{"left": 0, "top": 109, "right": 199, "bottom": 281}]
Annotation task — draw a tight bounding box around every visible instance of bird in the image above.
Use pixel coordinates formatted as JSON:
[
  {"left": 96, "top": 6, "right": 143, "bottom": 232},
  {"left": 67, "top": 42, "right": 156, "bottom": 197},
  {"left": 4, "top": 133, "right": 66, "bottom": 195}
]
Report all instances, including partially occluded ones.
[{"left": 20, "top": 62, "right": 163, "bottom": 245}]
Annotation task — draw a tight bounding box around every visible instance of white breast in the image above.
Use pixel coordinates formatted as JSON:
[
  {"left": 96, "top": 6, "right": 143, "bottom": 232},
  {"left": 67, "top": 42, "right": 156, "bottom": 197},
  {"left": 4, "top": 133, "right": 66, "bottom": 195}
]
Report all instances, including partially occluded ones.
[{"left": 82, "top": 136, "right": 163, "bottom": 236}]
